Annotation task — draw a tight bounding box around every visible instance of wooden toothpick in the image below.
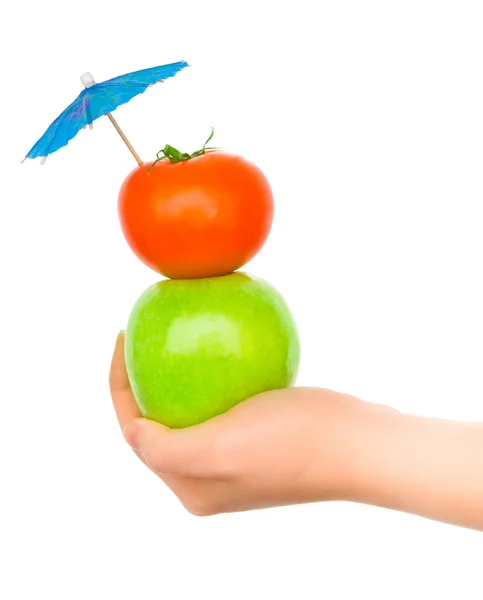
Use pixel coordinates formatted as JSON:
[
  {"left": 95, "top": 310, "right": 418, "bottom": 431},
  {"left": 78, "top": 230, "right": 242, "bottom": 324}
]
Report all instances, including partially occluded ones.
[{"left": 105, "top": 113, "right": 143, "bottom": 165}]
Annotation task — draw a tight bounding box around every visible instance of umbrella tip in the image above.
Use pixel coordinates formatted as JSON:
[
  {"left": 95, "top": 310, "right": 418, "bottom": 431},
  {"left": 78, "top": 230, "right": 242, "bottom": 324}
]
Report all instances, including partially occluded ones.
[{"left": 81, "top": 72, "right": 95, "bottom": 88}]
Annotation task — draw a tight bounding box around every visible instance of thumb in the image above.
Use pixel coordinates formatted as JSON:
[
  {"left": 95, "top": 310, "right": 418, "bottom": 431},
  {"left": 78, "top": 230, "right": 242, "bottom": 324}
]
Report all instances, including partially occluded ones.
[{"left": 123, "top": 418, "right": 222, "bottom": 478}]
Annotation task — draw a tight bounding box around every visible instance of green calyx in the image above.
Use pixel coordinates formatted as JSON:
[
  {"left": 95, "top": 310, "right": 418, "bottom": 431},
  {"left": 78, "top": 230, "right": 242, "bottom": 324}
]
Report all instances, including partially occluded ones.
[{"left": 148, "top": 127, "right": 217, "bottom": 174}]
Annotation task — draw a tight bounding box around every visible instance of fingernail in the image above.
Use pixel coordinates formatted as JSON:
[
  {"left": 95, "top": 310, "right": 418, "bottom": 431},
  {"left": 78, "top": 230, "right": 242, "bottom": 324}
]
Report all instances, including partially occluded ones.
[{"left": 115, "top": 330, "right": 125, "bottom": 350}]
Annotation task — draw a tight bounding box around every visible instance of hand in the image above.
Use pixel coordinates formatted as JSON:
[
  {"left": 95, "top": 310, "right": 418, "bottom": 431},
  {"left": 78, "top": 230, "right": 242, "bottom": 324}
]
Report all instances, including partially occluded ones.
[
  {"left": 109, "top": 332, "right": 483, "bottom": 529},
  {"left": 109, "top": 332, "right": 386, "bottom": 516}
]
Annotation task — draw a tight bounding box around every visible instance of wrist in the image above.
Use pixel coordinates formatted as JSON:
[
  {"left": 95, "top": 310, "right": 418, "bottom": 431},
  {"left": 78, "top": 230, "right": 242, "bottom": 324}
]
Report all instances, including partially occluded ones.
[
  {"left": 300, "top": 391, "right": 398, "bottom": 503},
  {"left": 347, "top": 405, "right": 409, "bottom": 506},
  {"left": 336, "top": 400, "right": 407, "bottom": 504}
]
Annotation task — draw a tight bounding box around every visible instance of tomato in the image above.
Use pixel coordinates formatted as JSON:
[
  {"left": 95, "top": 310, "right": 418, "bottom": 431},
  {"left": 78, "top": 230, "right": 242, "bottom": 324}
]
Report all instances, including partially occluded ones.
[{"left": 118, "top": 151, "right": 274, "bottom": 279}]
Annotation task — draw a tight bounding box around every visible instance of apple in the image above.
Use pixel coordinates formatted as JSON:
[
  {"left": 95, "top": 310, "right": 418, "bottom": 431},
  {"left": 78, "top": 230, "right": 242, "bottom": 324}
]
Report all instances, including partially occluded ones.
[{"left": 124, "top": 272, "right": 300, "bottom": 428}]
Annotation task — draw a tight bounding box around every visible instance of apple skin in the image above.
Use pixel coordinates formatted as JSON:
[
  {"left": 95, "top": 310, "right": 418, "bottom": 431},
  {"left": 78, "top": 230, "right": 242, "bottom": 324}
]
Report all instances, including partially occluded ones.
[{"left": 124, "top": 272, "right": 300, "bottom": 428}]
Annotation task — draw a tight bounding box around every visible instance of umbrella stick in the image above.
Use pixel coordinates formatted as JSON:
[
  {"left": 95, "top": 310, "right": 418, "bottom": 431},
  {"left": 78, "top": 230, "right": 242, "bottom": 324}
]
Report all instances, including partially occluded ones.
[{"left": 106, "top": 113, "right": 143, "bottom": 165}]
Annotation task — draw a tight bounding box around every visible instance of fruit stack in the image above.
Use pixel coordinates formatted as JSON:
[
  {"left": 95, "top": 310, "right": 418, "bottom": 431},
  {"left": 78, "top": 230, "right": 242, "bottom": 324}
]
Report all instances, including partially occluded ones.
[{"left": 118, "top": 134, "right": 300, "bottom": 428}]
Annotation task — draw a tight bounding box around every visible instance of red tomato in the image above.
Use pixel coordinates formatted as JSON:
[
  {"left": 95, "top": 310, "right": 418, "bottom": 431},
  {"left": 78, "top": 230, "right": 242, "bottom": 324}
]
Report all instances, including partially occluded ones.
[{"left": 118, "top": 151, "right": 274, "bottom": 279}]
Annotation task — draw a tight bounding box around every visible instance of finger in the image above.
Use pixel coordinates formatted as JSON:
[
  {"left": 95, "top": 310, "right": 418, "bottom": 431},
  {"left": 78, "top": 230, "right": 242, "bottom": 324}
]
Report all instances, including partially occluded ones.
[
  {"left": 123, "top": 417, "right": 223, "bottom": 478},
  {"left": 109, "top": 331, "right": 142, "bottom": 431}
]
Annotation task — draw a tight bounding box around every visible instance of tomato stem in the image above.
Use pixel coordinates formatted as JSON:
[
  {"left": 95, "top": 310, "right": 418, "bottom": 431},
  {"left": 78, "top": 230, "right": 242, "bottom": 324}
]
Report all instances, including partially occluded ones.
[{"left": 148, "top": 128, "right": 218, "bottom": 174}]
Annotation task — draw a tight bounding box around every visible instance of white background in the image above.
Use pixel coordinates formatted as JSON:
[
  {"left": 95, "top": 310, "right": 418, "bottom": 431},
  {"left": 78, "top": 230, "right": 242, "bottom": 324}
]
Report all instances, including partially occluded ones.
[{"left": 1, "top": 1, "right": 482, "bottom": 598}]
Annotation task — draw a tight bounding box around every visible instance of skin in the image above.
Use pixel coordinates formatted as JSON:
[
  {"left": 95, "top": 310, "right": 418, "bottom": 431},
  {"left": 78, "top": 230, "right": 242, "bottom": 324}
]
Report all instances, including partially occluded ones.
[{"left": 110, "top": 332, "right": 483, "bottom": 530}]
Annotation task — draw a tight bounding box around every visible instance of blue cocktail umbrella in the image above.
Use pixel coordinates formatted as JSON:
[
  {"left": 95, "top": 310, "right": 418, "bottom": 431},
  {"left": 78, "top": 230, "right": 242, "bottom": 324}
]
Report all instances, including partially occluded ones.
[{"left": 22, "top": 61, "right": 189, "bottom": 165}]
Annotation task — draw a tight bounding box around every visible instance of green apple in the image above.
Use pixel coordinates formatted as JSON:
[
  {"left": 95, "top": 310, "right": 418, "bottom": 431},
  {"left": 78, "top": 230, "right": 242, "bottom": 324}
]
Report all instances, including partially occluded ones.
[{"left": 124, "top": 272, "right": 300, "bottom": 428}]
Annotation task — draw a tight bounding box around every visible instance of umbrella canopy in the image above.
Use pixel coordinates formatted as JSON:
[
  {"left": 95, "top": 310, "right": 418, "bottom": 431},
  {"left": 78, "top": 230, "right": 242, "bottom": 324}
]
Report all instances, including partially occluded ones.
[{"left": 23, "top": 61, "right": 189, "bottom": 163}]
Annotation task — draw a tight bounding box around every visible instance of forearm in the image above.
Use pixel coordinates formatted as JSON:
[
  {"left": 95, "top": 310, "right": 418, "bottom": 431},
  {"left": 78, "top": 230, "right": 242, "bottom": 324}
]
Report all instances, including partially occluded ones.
[{"left": 350, "top": 408, "right": 483, "bottom": 530}]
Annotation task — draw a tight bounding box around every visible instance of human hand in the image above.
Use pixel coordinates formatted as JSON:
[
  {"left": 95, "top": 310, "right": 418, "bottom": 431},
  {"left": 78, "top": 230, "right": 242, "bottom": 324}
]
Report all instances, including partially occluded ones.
[
  {"left": 110, "top": 332, "right": 483, "bottom": 530},
  {"left": 109, "top": 332, "right": 395, "bottom": 516}
]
